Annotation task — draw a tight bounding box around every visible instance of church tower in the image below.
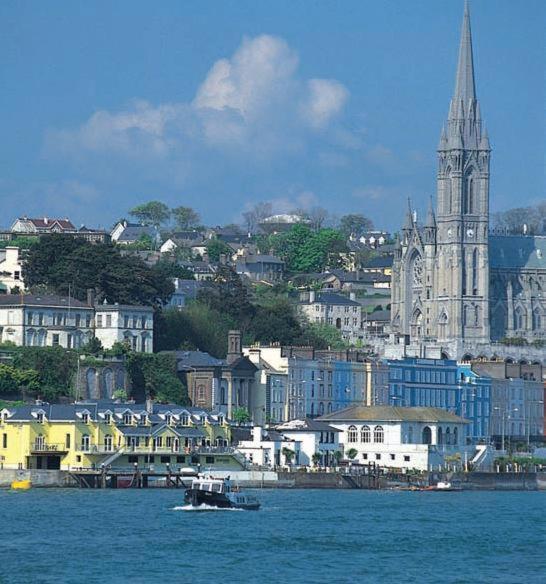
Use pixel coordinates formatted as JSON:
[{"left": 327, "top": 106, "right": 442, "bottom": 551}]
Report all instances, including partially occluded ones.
[{"left": 435, "top": 1, "right": 490, "bottom": 342}]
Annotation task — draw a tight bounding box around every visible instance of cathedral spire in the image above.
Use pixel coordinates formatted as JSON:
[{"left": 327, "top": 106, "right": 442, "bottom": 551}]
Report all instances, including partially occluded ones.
[
  {"left": 425, "top": 197, "right": 436, "bottom": 228},
  {"left": 453, "top": 0, "right": 476, "bottom": 105}
]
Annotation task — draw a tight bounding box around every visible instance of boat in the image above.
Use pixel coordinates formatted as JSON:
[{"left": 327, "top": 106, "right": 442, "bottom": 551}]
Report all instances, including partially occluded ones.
[
  {"left": 184, "top": 474, "right": 260, "bottom": 510},
  {"left": 11, "top": 479, "right": 32, "bottom": 490},
  {"left": 423, "top": 481, "right": 462, "bottom": 492}
]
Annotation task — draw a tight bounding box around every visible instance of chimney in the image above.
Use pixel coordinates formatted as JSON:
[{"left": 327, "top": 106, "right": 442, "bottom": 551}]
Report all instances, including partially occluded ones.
[
  {"left": 309, "top": 290, "right": 316, "bottom": 303},
  {"left": 226, "top": 330, "right": 242, "bottom": 365},
  {"left": 146, "top": 397, "right": 154, "bottom": 414},
  {"left": 349, "top": 292, "right": 356, "bottom": 301},
  {"left": 86, "top": 288, "right": 96, "bottom": 307}
]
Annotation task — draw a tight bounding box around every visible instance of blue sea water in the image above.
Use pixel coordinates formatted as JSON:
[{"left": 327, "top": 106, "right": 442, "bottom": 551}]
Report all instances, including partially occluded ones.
[{"left": 1, "top": 488, "right": 545, "bottom": 584}]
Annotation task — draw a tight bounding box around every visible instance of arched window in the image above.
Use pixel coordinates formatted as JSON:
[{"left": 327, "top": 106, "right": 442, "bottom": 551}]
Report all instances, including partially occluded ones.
[
  {"left": 408, "top": 426, "right": 414, "bottom": 443},
  {"left": 310, "top": 403, "right": 315, "bottom": 416},
  {"left": 319, "top": 402, "right": 325, "bottom": 416},
  {"left": 104, "top": 434, "right": 113, "bottom": 452},
  {"left": 445, "top": 172, "right": 452, "bottom": 214},
  {"left": 327, "top": 403, "right": 333, "bottom": 414},
  {"left": 514, "top": 306, "right": 525, "bottom": 330},
  {"left": 472, "top": 248, "right": 478, "bottom": 295},
  {"left": 532, "top": 307, "right": 542, "bottom": 331},
  {"left": 453, "top": 427, "right": 458, "bottom": 445},
  {"left": 445, "top": 427, "right": 451, "bottom": 445},
  {"left": 422, "top": 426, "right": 432, "bottom": 445},
  {"left": 437, "top": 427, "right": 443, "bottom": 445},
  {"left": 361, "top": 425, "right": 371, "bottom": 443},
  {"left": 347, "top": 425, "right": 358, "bottom": 443},
  {"left": 81, "top": 434, "right": 90, "bottom": 451},
  {"left": 197, "top": 385, "right": 206, "bottom": 402},
  {"left": 463, "top": 174, "right": 475, "bottom": 214},
  {"left": 373, "top": 425, "right": 384, "bottom": 443}
]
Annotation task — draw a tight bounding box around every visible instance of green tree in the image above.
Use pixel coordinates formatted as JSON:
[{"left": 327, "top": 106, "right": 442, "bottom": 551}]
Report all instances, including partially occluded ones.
[
  {"left": 172, "top": 206, "right": 200, "bottom": 230},
  {"left": 23, "top": 235, "right": 174, "bottom": 306},
  {"left": 205, "top": 238, "right": 232, "bottom": 262},
  {"left": 232, "top": 407, "right": 251, "bottom": 424},
  {"left": 311, "top": 452, "right": 322, "bottom": 467},
  {"left": 129, "top": 201, "right": 171, "bottom": 226},
  {"left": 0, "top": 364, "right": 40, "bottom": 394},
  {"left": 126, "top": 353, "right": 188, "bottom": 404},
  {"left": 339, "top": 213, "right": 374, "bottom": 238},
  {"left": 282, "top": 447, "right": 296, "bottom": 465},
  {"left": 346, "top": 448, "right": 358, "bottom": 460},
  {"left": 303, "top": 323, "right": 347, "bottom": 350}
]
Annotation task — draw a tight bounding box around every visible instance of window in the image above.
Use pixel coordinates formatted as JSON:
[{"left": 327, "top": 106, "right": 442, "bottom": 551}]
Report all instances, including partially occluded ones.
[
  {"left": 160, "top": 455, "right": 170, "bottom": 464},
  {"left": 166, "top": 437, "right": 173, "bottom": 448},
  {"left": 27, "top": 312, "right": 33, "bottom": 325},
  {"left": 404, "top": 455, "right": 410, "bottom": 462},
  {"left": 85, "top": 315, "right": 91, "bottom": 328},
  {"left": 104, "top": 413, "right": 111, "bottom": 424},
  {"left": 52, "top": 334, "right": 59, "bottom": 347},
  {"left": 206, "top": 456, "right": 214, "bottom": 464},
  {"left": 128, "top": 455, "right": 138, "bottom": 464},
  {"left": 81, "top": 434, "right": 90, "bottom": 451},
  {"left": 14, "top": 270, "right": 20, "bottom": 281},
  {"left": 362, "top": 453, "right": 368, "bottom": 460},
  {"left": 347, "top": 425, "right": 358, "bottom": 443},
  {"left": 75, "top": 314, "right": 81, "bottom": 327},
  {"left": 390, "top": 454, "right": 395, "bottom": 461},
  {"left": 124, "top": 315, "right": 130, "bottom": 328},
  {"left": 373, "top": 426, "right": 384, "bottom": 443},
  {"left": 37, "top": 412, "right": 44, "bottom": 423},
  {"left": 123, "top": 413, "right": 132, "bottom": 425},
  {"left": 132, "top": 316, "right": 138, "bottom": 328},
  {"left": 156, "top": 437, "right": 163, "bottom": 448},
  {"left": 375, "top": 453, "right": 381, "bottom": 460},
  {"left": 96, "top": 315, "right": 103, "bottom": 328},
  {"left": 361, "top": 425, "right": 371, "bottom": 443},
  {"left": 176, "top": 456, "right": 185, "bottom": 464},
  {"left": 2, "top": 433, "right": 7, "bottom": 448},
  {"left": 81, "top": 413, "right": 89, "bottom": 424},
  {"left": 104, "top": 435, "right": 113, "bottom": 452},
  {"left": 65, "top": 434, "right": 71, "bottom": 448},
  {"left": 106, "top": 315, "right": 112, "bottom": 327}
]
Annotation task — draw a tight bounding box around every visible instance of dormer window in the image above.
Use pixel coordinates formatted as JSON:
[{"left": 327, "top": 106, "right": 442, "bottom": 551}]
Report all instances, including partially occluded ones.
[
  {"left": 104, "top": 413, "right": 112, "bottom": 424},
  {"left": 165, "top": 414, "right": 172, "bottom": 426},
  {"left": 82, "top": 413, "right": 89, "bottom": 424},
  {"left": 37, "top": 413, "right": 44, "bottom": 424},
  {"left": 140, "top": 414, "right": 148, "bottom": 426},
  {"left": 123, "top": 413, "right": 132, "bottom": 425},
  {"left": 181, "top": 413, "right": 189, "bottom": 426}
]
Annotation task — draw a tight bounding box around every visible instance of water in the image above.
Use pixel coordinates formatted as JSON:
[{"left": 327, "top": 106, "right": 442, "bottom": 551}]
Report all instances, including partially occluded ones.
[{"left": 2, "top": 488, "right": 545, "bottom": 584}]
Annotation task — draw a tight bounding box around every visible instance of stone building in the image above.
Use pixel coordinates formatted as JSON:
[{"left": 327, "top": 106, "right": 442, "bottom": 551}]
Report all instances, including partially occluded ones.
[{"left": 389, "top": 3, "right": 545, "bottom": 360}]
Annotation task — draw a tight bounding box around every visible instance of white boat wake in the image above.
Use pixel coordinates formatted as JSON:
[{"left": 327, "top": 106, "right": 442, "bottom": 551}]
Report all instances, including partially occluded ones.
[{"left": 172, "top": 504, "right": 244, "bottom": 512}]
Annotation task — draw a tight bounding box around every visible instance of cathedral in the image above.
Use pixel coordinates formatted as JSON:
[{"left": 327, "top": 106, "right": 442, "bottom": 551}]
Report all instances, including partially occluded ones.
[{"left": 390, "top": 2, "right": 545, "bottom": 359}]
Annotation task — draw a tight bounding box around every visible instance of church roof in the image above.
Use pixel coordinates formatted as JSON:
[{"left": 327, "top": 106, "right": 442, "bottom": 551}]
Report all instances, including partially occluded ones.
[
  {"left": 489, "top": 236, "right": 546, "bottom": 270},
  {"left": 453, "top": 0, "right": 476, "bottom": 104}
]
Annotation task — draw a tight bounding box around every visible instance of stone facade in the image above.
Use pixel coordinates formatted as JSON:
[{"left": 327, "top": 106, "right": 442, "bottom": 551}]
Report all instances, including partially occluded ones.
[{"left": 390, "top": 4, "right": 545, "bottom": 358}]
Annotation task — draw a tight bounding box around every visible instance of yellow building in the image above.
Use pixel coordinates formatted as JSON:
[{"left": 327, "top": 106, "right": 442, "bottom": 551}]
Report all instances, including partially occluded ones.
[{"left": 0, "top": 401, "right": 242, "bottom": 471}]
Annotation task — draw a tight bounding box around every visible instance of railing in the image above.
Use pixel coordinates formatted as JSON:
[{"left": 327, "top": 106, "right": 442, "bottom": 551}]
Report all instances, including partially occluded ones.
[
  {"left": 30, "top": 443, "right": 67, "bottom": 453},
  {"left": 76, "top": 444, "right": 116, "bottom": 454}
]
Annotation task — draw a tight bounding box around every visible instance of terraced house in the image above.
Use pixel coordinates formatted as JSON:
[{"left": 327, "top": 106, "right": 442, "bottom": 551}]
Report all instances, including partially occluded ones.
[{"left": 0, "top": 401, "right": 240, "bottom": 472}]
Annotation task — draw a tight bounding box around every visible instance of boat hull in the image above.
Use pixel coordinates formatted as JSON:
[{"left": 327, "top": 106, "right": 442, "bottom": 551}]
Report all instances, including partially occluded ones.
[
  {"left": 184, "top": 488, "right": 260, "bottom": 510},
  {"left": 11, "top": 479, "right": 32, "bottom": 490}
]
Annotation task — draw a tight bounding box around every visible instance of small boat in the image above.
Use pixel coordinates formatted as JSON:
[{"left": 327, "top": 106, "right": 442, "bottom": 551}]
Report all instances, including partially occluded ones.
[
  {"left": 423, "top": 481, "right": 461, "bottom": 492},
  {"left": 11, "top": 479, "right": 32, "bottom": 490},
  {"left": 184, "top": 474, "right": 260, "bottom": 510}
]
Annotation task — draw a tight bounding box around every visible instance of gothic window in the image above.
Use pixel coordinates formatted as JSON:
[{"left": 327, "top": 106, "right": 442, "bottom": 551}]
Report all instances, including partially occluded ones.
[
  {"left": 474, "top": 305, "right": 480, "bottom": 326},
  {"left": 463, "top": 172, "right": 475, "bottom": 214},
  {"left": 347, "top": 425, "right": 358, "bottom": 443},
  {"left": 361, "top": 425, "right": 371, "bottom": 443},
  {"left": 373, "top": 426, "right": 384, "bottom": 443},
  {"left": 438, "top": 310, "right": 448, "bottom": 339},
  {"left": 411, "top": 254, "right": 423, "bottom": 287},
  {"left": 514, "top": 306, "right": 525, "bottom": 330},
  {"left": 445, "top": 170, "right": 452, "bottom": 214},
  {"left": 472, "top": 248, "right": 478, "bottom": 295},
  {"left": 532, "top": 307, "right": 542, "bottom": 331}
]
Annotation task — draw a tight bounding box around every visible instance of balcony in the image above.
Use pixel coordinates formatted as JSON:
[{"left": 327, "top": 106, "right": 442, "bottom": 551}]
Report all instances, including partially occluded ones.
[{"left": 30, "top": 443, "right": 68, "bottom": 454}]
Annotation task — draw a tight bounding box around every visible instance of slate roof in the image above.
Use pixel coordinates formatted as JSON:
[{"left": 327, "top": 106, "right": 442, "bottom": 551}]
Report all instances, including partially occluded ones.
[
  {"left": 366, "top": 310, "right": 391, "bottom": 322},
  {"left": 0, "top": 294, "right": 91, "bottom": 308},
  {"left": 173, "top": 350, "right": 224, "bottom": 369},
  {"left": 489, "top": 235, "right": 546, "bottom": 270},
  {"left": 300, "top": 292, "right": 360, "bottom": 307},
  {"left": 116, "top": 224, "right": 158, "bottom": 242},
  {"left": 14, "top": 217, "right": 76, "bottom": 231},
  {"left": 318, "top": 405, "right": 468, "bottom": 424},
  {"left": 361, "top": 255, "right": 394, "bottom": 269},
  {"left": 276, "top": 418, "right": 340, "bottom": 433}
]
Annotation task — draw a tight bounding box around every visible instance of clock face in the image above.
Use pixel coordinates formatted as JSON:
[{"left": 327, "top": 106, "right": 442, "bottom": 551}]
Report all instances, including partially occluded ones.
[
  {"left": 467, "top": 228, "right": 474, "bottom": 238},
  {"left": 447, "top": 227, "right": 453, "bottom": 238},
  {"left": 412, "top": 255, "right": 423, "bottom": 286}
]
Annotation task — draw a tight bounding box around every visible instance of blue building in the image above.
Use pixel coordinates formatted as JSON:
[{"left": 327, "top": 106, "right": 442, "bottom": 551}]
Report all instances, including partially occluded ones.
[{"left": 387, "top": 358, "right": 491, "bottom": 443}]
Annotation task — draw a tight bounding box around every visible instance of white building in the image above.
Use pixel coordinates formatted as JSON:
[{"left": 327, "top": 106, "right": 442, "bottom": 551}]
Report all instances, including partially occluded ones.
[
  {"left": 0, "top": 295, "right": 153, "bottom": 352},
  {"left": 0, "top": 247, "right": 25, "bottom": 293},
  {"left": 237, "top": 426, "right": 300, "bottom": 467},
  {"left": 95, "top": 304, "right": 154, "bottom": 353},
  {"left": 276, "top": 418, "right": 341, "bottom": 466},
  {"left": 319, "top": 405, "right": 469, "bottom": 471}
]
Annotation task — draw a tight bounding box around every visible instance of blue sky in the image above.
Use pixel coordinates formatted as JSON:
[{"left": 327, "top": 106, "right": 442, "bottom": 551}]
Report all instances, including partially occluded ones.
[{"left": 0, "top": 0, "right": 544, "bottom": 232}]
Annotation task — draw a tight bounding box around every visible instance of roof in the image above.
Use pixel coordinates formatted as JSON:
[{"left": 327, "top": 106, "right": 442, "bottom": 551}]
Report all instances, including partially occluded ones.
[
  {"left": 116, "top": 224, "right": 157, "bottom": 242},
  {"left": 173, "top": 350, "right": 224, "bottom": 369},
  {"left": 238, "top": 254, "right": 283, "bottom": 264},
  {"left": 301, "top": 292, "right": 360, "bottom": 307},
  {"left": 318, "top": 405, "right": 468, "bottom": 424},
  {"left": 0, "top": 294, "right": 91, "bottom": 309},
  {"left": 361, "top": 256, "right": 394, "bottom": 269},
  {"left": 276, "top": 418, "right": 340, "bottom": 433},
  {"left": 366, "top": 310, "right": 391, "bottom": 322},
  {"left": 489, "top": 235, "right": 546, "bottom": 270},
  {"left": 14, "top": 217, "right": 76, "bottom": 231}
]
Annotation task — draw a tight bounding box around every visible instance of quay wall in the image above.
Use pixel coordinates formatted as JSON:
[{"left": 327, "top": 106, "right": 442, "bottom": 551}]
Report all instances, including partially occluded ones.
[
  {"left": 0, "top": 469, "right": 76, "bottom": 488},
  {"left": 463, "top": 472, "right": 541, "bottom": 491}
]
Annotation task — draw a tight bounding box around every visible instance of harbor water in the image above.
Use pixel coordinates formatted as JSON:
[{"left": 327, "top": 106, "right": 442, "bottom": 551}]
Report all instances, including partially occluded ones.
[{"left": 2, "top": 488, "right": 545, "bottom": 583}]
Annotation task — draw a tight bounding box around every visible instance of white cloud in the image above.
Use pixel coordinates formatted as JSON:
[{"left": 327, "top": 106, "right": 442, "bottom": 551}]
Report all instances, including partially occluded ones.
[
  {"left": 46, "top": 35, "right": 349, "bottom": 161},
  {"left": 303, "top": 79, "right": 348, "bottom": 128}
]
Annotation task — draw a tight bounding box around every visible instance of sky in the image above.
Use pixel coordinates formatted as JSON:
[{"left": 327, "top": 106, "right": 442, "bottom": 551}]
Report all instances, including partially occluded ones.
[{"left": 0, "top": 0, "right": 544, "bottom": 232}]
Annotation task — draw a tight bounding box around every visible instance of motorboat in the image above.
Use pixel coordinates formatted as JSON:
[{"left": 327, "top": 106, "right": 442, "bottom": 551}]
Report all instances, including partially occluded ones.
[
  {"left": 184, "top": 474, "right": 260, "bottom": 510},
  {"left": 423, "top": 481, "right": 462, "bottom": 492}
]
